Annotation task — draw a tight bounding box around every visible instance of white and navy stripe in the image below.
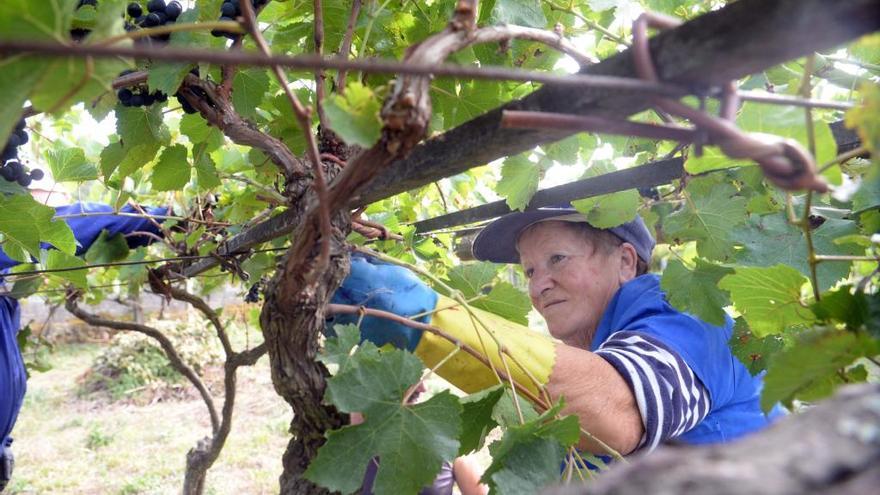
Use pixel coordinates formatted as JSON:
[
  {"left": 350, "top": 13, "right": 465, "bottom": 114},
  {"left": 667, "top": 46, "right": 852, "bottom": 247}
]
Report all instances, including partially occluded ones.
[{"left": 594, "top": 331, "right": 711, "bottom": 452}]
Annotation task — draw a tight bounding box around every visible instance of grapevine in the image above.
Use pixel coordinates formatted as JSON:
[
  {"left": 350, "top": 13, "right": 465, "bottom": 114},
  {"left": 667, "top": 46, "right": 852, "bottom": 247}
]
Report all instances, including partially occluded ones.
[{"left": 0, "top": 1, "right": 877, "bottom": 494}]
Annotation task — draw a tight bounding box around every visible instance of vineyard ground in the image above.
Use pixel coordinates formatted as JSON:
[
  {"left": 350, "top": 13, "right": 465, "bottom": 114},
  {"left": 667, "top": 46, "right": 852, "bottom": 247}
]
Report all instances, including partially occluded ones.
[
  {"left": 7, "top": 305, "right": 492, "bottom": 494},
  {"left": 8, "top": 333, "right": 290, "bottom": 494}
]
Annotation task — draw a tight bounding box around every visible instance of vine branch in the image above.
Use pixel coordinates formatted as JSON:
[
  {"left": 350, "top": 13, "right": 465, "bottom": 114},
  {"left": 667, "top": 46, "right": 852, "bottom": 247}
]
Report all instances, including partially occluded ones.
[
  {"left": 336, "top": 0, "right": 363, "bottom": 94},
  {"left": 239, "top": 0, "right": 333, "bottom": 284},
  {"left": 65, "top": 292, "right": 221, "bottom": 433}
]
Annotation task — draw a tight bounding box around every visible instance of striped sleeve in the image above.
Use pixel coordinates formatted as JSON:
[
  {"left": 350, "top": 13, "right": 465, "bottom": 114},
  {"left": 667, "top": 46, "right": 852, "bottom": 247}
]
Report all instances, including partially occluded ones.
[{"left": 594, "top": 331, "right": 711, "bottom": 452}]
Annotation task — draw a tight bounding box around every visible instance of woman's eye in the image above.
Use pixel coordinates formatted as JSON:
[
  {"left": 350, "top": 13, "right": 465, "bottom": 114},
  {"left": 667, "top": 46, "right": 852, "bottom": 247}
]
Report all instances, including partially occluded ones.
[
  {"left": 550, "top": 254, "right": 565, "bottom": 265},
  {"left": 524, "top": 268, "right": 534, "bottom": 279}
]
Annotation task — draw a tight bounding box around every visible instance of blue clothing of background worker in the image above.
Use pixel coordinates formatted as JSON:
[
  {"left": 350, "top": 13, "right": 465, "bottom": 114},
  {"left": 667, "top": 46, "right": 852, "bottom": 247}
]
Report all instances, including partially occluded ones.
[
  {"left": 0, "top": 203, "right": 168, "bottom": 489},
  {"left": 330, "top": 205, "right": 783, "bottom": 466}
]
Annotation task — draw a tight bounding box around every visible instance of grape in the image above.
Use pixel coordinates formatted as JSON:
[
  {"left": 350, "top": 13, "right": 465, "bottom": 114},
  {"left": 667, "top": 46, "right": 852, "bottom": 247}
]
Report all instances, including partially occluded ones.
[
  {"left": 147, "top": 0, "right": 166, "bottom": 13},
  {"left": 0, "top": 166, "right": 15, "bottom": 182},
  {"left": 165, "top": 1, "right": 182, "bottom": 19},
  {"left": 1, "top": 147, "right": 17, "bottom": 163},
  {"left": 141, "top": 93, "right": 156, "bottom": 106},
  {"left": 6, "top": 161, "right": 23, "bottom": 177},
  {"left": 129, "top": 94, "right": 145, "bottom": 107},
  {"left": 14, "top": 119, "right": 25, "bottom": 132},
  {"left": 127, "top": 2, "right": 143, "bottom": 17},
  {"left": 78, "top": 0, "right": 98, "bottom": 7},
  {"left": 118, "top": 88, "right": 134, "bottom": 104},
  {"left": 16, "top": 174, "right": 31, "bottom": 187},
  {"left": 244, "top": 283, "right": 261, "bottom": 303},
  {"left": 6, "top": 133, "right": 21, "bottom": 149},
  {"left": 142, "top": 12, "right": 160, "bottom": 27},
  {"left": 154, "top": 91, "right": 169, "bottom": 103},
  {"left": 220, "top": 2, "right": 237, "bottom": 17},
  {"left": 29, "top": 169, "right": 45, "bottom": 181},
  {"left": 16, "top": 131, "right": 28, "bottom": 146}
]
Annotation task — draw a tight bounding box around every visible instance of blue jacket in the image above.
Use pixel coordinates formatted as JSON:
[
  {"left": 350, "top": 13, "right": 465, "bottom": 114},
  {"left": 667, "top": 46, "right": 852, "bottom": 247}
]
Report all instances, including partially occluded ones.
[
  {"left": 0, "top": 203, "right": 168, "bottom": 445},
  {"left": 591, "top": 274, "right": 783, "bottom": 445}
]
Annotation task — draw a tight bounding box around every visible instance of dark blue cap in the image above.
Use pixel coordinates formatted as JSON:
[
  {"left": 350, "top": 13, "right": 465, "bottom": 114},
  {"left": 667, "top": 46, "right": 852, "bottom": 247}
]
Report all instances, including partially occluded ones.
[{"left": 471, "top": 205, "right": 655, "bottom": 264}]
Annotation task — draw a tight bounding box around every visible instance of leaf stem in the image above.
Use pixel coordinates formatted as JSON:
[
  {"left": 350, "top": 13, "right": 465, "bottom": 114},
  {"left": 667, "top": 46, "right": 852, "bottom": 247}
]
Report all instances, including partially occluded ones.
[
  {"left": 546, "top": 0, "right": 629, "bottom": 46},
  {"left": 817, "top": 145, "right": 868, "bottom": 174},
  {"left": 797, "top": 54, "right": 822, "bottom": 301},
  {"left": 239, "top": 0, "right": 333, "bottom": 283}
]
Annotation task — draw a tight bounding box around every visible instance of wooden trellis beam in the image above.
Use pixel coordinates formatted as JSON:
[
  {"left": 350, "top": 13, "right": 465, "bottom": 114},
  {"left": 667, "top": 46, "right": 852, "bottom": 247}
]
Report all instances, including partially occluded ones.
[
  {"left": 412, "top": 158, "right": 684, "bottom": 234},
  {"left": 182, "top": 0, "right": 879, "bottom": 277}
]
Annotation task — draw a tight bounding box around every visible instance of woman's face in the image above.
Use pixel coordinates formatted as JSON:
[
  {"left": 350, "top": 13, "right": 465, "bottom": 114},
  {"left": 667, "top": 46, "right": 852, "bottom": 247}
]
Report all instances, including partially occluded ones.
[{"left": 517, "top": 221, "right": 636, "bottom": 348}]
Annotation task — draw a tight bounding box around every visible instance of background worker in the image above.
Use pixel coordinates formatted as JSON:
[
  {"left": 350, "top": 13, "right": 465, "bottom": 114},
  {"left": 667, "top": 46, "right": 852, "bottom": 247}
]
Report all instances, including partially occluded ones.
[{"left": 0, "top": 202, "right": 168, "bottom": 491}]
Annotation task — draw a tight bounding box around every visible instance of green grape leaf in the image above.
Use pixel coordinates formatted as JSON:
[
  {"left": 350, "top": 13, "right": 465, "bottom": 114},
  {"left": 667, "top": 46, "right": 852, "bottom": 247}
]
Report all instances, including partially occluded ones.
[
  {"left": 572, "top": 189, "right": 639, "bottom": 229},
  {"left": 44, "top": 250, "right": 87, "bottom": 289},
  {"left": 492, "top": 388, "right": 540, "bottom": 427},
  {"left": 306, "top": 347, "right": 461, "bottom": 495},
  {"left": 324, "top": 82, "right": 382, "bottom": 147},
  {"left": 846, "top": 83, "right": 880, "bottom": 153},
  {"left": 718, "top": 264, "right": 815, "bottom": 337},
  {"left": 147, "top": 8, "right": 206, "bottom": 95},
  {"left": 8, "top": 276, "right": 42, "bottom": 300},
  {"left": 180, "top": 113, "right": 224, "bottom": 149},
  {"left": 0, "top": 57, "right": 50, "bottom": 147},
  {"left": 497, "top": 154, "right": 541, "bottom": 212},
  {"left": 661, "top": 258, "right": 734, "bottom": 327},
  {"left": 116, "top": 105, "right": 171, "bottom": 149},
  {"left": 812, "top": 286, "right": 880, "bottom": 337},
  {"left": 850, "top": 33, "right": 880, "bottom": 65},
  {"left": 232, "top": 69, "right": 270, "bottom": 120},
  {"left": 318, "top": 323, "right": 378, "bottom": 373},
  {"left": 489, "top": 436, "right": 565, "bottom": 495},
  {"left": 685, "top": 146, "right": 750, "bottom": 174},
  {"left": 193, "top": 144, "right": 221, "bottom": 191},
  {"left": 487, "top": 0, "right": 548, "bottom": 28},
  {"left": 484, "top": 405, "right": 579, "bottom": 494},
  {"left": 459, "top": 386, "right": 505, "bottom": 455},
  {"left": 737, "top": 102, "right": 839, "bottom": 184},
  {"left": 543, "top": 135, "right": 580, "bottom": 164},
  {"left": 84, "top": 230, "right": 130, "bottom": 265},
  {"left": 0, "top": 0, "right": 75, "bottom": 41},
  {"left": 0, "top": 194, "right": 76, "bottom": 262},
  {"left": 732, "top": 214, "right": 863, "bottom": 292},
  {"left": 151, "top": 145, "right": 191, "bottom": 191},
  {"left": 761, "top": 329, "right": 880, "bottom": 411},
  {"left": 664, "top": 179, "right": 747, "bottom": 261},
  {"left": 852, "top": 163, "right": 880, "bottom": 214},
  {"left": 728, "top": 318, "right": 784, "bottom": 376},
  {"left": 444, "top": 262, "right": 499, "bottom": 298},
  {"left": 45, "top": 147, "right": 98, "bottom": 182},
  {"left": 472, "top": 282, "right": 531, "bottom": 326},
  {"left": 99, "top": 140, "right": 125, "bottom": 178}
]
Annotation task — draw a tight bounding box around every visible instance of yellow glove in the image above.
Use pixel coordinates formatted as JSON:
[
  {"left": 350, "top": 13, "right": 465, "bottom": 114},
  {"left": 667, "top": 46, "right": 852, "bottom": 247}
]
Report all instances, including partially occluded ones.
[{"left": 415, "top": 295, "right": 556, "bottom": 399}]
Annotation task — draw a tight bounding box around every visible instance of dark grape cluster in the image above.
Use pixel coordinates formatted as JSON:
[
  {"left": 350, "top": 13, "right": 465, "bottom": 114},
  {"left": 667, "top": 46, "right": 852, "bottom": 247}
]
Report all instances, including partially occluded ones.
[
  {"left": 1, "top": 119, "right": 43, "bottom": 187},
  {"left": 125, "top": 1, "right": 185, "bottom": 42},
  {"left": 244, "top": 278, "right": 265, "bottom": 303},
  {"left": 211, "top": 0, "right": 268, "bottom": 39},
  {"left": 115, "top": 70, "right": 169, "bottom": 108},
  {"left": 174, "top": 68, "right": 204, "bottom": 114}
]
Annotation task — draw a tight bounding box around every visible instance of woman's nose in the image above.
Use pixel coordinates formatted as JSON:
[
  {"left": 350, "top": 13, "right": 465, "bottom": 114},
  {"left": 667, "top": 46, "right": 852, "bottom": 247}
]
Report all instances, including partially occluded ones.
[{"left": 528, "top": 269, "right": 554, "bottom": 299}]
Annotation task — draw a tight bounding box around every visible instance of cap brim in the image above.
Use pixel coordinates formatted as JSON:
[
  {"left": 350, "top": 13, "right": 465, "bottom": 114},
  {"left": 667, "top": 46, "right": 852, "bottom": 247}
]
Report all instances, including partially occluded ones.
[{"left": 471, "top": 207, "right": 585, "bottom": 263}]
